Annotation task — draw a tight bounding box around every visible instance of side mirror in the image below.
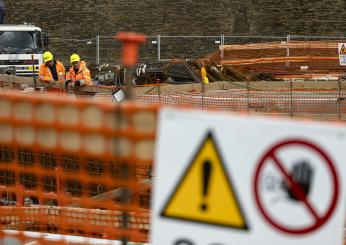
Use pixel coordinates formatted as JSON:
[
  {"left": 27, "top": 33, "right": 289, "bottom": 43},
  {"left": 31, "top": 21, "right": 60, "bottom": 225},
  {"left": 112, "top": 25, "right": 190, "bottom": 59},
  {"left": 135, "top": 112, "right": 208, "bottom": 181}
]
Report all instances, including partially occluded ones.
[{"left": 42, "top": 34, "right": 49, "bottom": 46}]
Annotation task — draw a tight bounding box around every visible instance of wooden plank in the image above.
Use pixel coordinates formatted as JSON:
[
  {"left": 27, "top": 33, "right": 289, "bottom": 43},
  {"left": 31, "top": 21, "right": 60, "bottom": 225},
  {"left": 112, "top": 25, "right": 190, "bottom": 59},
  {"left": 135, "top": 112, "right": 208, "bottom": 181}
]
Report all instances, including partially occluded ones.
[
  {"left": 91, "top": 179, "right": 151, "bottom": 202},
  {"left": 221, "top": 56, "right": 338, "bottom": 65},
  {"left": 220, "top": 40, "right": 341, "bottom": 51}
]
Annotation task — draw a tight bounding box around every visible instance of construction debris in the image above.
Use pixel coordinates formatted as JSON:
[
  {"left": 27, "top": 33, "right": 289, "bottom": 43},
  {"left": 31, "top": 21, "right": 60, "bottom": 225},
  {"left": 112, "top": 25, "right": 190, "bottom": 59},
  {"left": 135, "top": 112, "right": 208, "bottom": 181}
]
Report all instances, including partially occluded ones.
[
  {"left": 91, "top": 64, "right": 124, "bottom": 86},
  {"left": 165, "top": 60, "right": 201, "bottom": 84},
  {"left": 131, "top": 59, "right": 272, "bottom": 85},
  {"left": 134, "top": 61, "right": 167, "bottom": 85},
  {"left": 132, "top": 60, "right": 202, "bottom": 85},
  {"left": 210, "top": 40, "right": 346, "bottom": 80}
]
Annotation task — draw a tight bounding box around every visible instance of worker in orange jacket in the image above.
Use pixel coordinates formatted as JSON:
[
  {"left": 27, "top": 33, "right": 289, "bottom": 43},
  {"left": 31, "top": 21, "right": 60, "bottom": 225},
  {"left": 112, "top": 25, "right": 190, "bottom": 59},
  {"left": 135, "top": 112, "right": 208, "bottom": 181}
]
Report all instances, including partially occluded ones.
[
  {"left": 65, "top": 54, "right": 93, "bottom": 88},
  {"left": 200, "top": 61, "right": 209, "bottom": 84},
  {"left": 39, "top": 51, "right": 66, "bottom": 84}
]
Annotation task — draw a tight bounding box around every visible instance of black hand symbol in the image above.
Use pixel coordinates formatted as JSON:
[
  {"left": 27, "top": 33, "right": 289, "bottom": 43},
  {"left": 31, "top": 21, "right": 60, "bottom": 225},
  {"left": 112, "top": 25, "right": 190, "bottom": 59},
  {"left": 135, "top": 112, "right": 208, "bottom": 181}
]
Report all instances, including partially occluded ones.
[{"left": 281, "top": 160, "right": 314, "bottom": 202}]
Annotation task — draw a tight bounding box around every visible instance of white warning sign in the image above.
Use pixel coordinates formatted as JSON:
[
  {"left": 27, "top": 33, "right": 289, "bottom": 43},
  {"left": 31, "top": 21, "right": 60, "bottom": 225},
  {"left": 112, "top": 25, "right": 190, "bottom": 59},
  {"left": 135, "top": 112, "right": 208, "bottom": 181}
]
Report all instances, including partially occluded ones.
[
  {"left": 338, "top": 43, "right": 346, "bottom": 65},
  {"left": 151, "top": 108, "right": 346, "bottom": 245}
]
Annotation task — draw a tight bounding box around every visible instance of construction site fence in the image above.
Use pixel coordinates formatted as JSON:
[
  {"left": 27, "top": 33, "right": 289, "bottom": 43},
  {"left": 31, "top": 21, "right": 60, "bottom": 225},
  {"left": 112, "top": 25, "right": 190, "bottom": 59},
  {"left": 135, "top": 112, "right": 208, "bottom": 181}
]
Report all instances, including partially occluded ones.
[
  {"left": 46, "top": 35, "right": 346, "bottom": 66},
  {"left": 3, "top": 75, "right": 346, "bottom": 121},
  {"left": 0, "top": 80, "right": 346, "bottom": 243},
  {"left": 0, "top": 92, "right": 156, "bottom": 244},
  {"left": 132, "top": 82, "right": 346, "bottom": 121}
]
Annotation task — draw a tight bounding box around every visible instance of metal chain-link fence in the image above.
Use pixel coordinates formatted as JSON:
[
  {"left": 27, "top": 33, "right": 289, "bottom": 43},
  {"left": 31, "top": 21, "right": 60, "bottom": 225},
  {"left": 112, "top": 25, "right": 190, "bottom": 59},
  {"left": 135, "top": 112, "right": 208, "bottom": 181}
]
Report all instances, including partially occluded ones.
[
  {"left": 45, "top": 34, "right": 346, "bottom": 62},
  {"left": 46, "top": 37, "right": 96, "bottom": 66},
  {"left": 44, "top": 35, "right": 346, "bottom": 80},
  {"left": 96, "top": 35, "right": 223, "bottom": 65},
  {"left": 97, "top": 36, "right": 158, "bottom": 65}
]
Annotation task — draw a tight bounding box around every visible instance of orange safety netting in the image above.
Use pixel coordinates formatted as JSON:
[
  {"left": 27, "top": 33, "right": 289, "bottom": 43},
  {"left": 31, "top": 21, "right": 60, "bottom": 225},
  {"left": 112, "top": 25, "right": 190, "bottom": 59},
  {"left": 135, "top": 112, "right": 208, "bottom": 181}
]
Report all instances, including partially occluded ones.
[
  {"left": 209, "top": 40, "right": 346, "bottom": 79},
  {"left": 0, "top": 92, "right": 157, "bottom": 244},
  {"left": 132, "top": 90, "right": 346, "bottom": 121},
  {"left": 4, "top": 79, "right": 346, "bottom": 120},
  {"left": 0, "top": 89, "right": 344, "bottom": 244}
]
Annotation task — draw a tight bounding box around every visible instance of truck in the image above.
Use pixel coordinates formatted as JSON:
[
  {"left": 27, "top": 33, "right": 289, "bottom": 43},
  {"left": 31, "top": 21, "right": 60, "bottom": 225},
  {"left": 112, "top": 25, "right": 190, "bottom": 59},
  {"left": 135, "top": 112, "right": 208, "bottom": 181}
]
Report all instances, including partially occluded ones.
[{"left": 0, "top": 23, "right": 47, "bottom": 76}]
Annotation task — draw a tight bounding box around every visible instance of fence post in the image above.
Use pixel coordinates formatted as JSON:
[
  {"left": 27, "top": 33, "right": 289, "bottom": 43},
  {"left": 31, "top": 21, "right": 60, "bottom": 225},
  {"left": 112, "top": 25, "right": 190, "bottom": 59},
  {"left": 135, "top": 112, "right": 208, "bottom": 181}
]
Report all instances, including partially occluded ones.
[
  {"left": 338, "top": 79, "right": 341, "bottom": 120},
  {"left": 221, "top": 34, "right": 225, "bottom": 60},
  {"left": 246, "top": 80, "right": 250, "bottom": 112},
  {"left": 96, "top": 35, "right": 100, "bottom": 65},
  {"left": 286, "top": 34, "right": 290, "bottom": 67},
  {"left": 55, "top": 167, "right": 60, "bottom": 206},
  {"left": 202, "top": 82, "right": 205, "bottom": 109},
  {"left": 157, "top": 34, "right": 161, "bottom": 61},
  {"left": 290, "top": 79, "right": 293, "bottom": 117},
  {"left": 157, "top": 79, "right": 161, "bottom": 102}
]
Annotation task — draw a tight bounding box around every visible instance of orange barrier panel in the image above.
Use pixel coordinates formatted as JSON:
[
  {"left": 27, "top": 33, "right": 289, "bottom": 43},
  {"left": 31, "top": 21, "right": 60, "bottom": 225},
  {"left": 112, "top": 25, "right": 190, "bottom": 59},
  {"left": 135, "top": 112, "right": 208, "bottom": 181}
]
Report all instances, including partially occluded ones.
[
  {"left": 0, "top": 87, "right": 345, "bottom": 243},
  {"left": 0, "top": 92, "right": 157, "bottom": 243}
]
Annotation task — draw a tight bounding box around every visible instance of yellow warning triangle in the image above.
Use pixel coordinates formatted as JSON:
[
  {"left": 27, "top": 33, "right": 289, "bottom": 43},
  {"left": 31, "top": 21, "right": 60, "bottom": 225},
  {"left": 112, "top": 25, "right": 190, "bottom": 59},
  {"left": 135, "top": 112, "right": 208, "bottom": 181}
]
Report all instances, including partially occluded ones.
[
  {"left": 340, "top": 44, "right": 346, "bottom": 54},
  {"left": 161, "top": 132, "right": 249, "bottom": 230}
]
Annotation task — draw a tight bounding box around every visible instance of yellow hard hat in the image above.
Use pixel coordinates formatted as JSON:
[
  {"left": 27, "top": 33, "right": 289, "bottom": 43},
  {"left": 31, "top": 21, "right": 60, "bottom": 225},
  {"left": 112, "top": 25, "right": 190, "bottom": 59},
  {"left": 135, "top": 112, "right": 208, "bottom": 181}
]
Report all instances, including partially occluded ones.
[
  {"left": 70, "top": 54, "right": 81, "bottom": 64},
  {"left": 43, "top": 51, "right": 53, "bottom": 63}
]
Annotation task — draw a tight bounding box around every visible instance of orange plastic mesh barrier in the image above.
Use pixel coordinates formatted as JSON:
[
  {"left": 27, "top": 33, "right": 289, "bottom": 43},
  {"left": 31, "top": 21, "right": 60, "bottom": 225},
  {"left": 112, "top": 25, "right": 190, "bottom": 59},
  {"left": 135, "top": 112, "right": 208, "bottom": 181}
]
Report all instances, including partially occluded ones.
[
  {"left": 0, "top": 92, "right": 157, "bottom": 244},
  {"left": 6, "top": 85, "right": 346, "bottom": 120},
  {"left": 132, "top": 90, "right": 346, "bottom": 121},
  {"left": 3, "top": 78, "right": 346, "bottom": 120},
  {"left": 0, "top": 90, "right": 344, "bottom": 244},
  {"left": 212, "top": 40, "right": 346, "bottom": 79}
]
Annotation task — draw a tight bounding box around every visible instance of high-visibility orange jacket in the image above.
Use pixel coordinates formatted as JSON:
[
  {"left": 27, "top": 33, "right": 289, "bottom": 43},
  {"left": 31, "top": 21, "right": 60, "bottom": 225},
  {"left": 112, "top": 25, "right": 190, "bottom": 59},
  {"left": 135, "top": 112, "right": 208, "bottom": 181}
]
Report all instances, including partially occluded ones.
[
  {"left": 38, "top": 61, "right": 66, "bottom": 84},
  {"left": 66, "top": 61, "right": 93, "bottom": 85}
]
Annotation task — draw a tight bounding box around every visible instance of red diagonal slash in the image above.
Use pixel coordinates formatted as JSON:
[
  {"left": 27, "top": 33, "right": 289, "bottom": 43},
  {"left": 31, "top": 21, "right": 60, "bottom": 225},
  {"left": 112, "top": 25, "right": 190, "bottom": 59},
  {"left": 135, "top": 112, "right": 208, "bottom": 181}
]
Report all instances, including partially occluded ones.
[{"left": 270, "top": 153, "right": 320, "bottom": 221}]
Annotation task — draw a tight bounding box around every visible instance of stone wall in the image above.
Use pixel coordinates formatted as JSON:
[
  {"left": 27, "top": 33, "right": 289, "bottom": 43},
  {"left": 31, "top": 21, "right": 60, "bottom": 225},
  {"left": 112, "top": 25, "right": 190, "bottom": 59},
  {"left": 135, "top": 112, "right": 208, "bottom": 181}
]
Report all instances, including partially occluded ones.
[{"left": 4, "top": 0, "right": 346, "bottom": 65}]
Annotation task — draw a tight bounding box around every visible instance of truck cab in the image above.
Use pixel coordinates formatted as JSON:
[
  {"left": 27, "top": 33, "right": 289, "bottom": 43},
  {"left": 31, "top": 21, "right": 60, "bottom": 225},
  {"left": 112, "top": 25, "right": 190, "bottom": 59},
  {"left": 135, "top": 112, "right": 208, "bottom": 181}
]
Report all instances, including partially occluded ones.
[{"left": 0, "top": 24, "right": 43, "bottom": 76}]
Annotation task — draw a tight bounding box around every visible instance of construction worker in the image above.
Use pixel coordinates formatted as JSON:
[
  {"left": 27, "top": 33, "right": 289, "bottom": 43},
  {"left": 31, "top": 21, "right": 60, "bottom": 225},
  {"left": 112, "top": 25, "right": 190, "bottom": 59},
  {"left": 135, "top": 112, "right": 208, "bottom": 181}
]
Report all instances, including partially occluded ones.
[
  {"left": 200, "top": 62, "right": 209, "bottom": 84},
  {"left": 65, "top": 54, "right": 93, "bottom": 88},
  {"left": 39, "top": 51, "right": 66, "bottom": 84}
]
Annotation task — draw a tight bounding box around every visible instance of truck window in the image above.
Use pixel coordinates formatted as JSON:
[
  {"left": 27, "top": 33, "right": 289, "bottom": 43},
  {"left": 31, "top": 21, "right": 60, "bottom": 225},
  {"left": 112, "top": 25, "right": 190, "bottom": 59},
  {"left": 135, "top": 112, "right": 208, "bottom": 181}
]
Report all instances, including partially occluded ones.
[{"left": 0, "top": 31, "right": 42, "bottom": 54}]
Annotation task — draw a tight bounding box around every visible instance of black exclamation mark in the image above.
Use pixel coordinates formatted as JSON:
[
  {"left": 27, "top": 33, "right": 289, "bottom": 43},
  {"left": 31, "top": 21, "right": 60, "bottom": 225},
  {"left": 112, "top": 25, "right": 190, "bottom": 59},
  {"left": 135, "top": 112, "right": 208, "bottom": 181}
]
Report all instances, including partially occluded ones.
[{"left": 201, "top": 160, "right": 212, "bottom": 212}]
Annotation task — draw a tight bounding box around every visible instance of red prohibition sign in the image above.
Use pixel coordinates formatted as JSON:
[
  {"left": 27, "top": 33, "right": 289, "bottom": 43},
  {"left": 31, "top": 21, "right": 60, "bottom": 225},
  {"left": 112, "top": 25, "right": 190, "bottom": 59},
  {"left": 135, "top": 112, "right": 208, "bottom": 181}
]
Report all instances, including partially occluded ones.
[{"left": 254, "top": 139, "right": 339, "bottom": 235}]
